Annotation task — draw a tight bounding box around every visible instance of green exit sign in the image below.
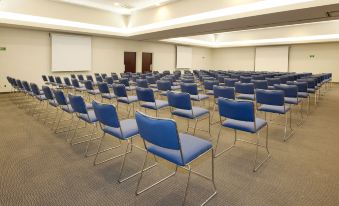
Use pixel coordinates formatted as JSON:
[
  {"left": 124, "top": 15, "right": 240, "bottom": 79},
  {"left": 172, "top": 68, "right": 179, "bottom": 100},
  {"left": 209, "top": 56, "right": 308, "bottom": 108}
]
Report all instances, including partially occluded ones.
[{"left": 0, "top": 47, "right": 6, "bottom": 51}]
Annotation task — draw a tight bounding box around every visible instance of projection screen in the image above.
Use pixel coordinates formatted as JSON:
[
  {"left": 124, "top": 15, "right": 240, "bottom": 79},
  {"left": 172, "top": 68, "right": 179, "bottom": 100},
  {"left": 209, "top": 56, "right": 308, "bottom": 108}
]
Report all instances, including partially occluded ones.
[
  {"left": 255, "top": 46, "right": 289, "bottom": 72},
  {"left": 51, "top": 33, "right": 92, "bottom": 72},
  {"left": 176, "top": 45, "right": 192, "bottom": 69}
]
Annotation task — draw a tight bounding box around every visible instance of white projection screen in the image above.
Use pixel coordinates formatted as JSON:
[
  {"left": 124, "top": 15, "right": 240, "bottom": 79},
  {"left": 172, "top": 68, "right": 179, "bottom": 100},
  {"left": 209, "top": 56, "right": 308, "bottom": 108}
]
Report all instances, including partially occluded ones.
[
  {"left": 176, "top": 45, "right": 192, "bottom": 69},
  {"left": 51, "top": 33, "right": 92, "bottom": 72},
  {"left": 255, "top": 46, "right": 289, "bottom": 72}
]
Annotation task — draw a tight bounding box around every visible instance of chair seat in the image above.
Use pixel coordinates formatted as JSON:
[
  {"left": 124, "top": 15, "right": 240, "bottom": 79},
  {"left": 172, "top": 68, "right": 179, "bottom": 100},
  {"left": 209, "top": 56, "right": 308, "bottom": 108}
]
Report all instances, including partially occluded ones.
[
  {"left": 88, "top": 89, "right": 100, "bottom": 95},
  {"left": 49, "top": 99, "right": 58, "bottom": 107},
  {"left": 126, "top": 86, "right": 136, "bottom": 91},
  {"left": 61, "top": 105, "right": 74, "bottom": 113},
  {"left": 36, "top": 95, "right": 46, "bottom": 101},
  {"left": 102, "top": 93, "right": 116, "bottom": 99},
  {"left": 160, "top": 91, "right": 169, "bottom": 96},
  {"left": 149, "top": 84, "right": 157, "bottom": 88},
  {"left": 285, "top": 97, "right": 301, "bottom": 105},
  {"left": 151, "top": 88, "right": 159, "bottom": 92},
  {"left": 117, "top": 96, "right": 138, "bottom": 104},
  {"left": 307, "top": 88, "right": 315, "bottom": 93},
  {"left": 147, "top": 133, "right": 212, "bottom": 166},
  {"left": 237, "top": 94, "right": 255, "bottom": 101},
  {"left": 206, "top": 90, "right": 214, "bottom": 95},
  {"left": 140, "top": 100, "right": 169, "bottom": 110},
  {"left": 298, "top": 92, "right": 309, "bottom": 98},
  {"left": 258, "top": 104, "right": 290, "bottom": 114},
  {"left": 171, "top": 86, "right": 180, "bottom": 90},
  {"left": 78, "top": 109, "right": 97, "bottom": 123},
  {"left": 222, "top": 118, "right": 267, "bottom": 133},
  {"left": 268, "top": 86, "right": 275, "bottom": 90},
  {"left": 172, "top": 106, "right": 209, "bottom": 119},
  {"left": 103, "top": 119, "right": 138, "bottom": 140},
  {"left": 190, "top": 94, "right": 209, "bottom": 101},
  {"left": 75, "top": 87, "right": 86, "bottom": 91}
]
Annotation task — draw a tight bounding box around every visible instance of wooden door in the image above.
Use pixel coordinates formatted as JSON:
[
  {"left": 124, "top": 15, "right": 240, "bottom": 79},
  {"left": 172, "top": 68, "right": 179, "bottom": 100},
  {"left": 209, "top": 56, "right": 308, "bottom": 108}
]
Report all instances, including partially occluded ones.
[
  {"left": 142, "top": 52, "right": 153, "bottom": 73},
  {"left": 124, "top": 52, "right": 136, "bottom": 73}
]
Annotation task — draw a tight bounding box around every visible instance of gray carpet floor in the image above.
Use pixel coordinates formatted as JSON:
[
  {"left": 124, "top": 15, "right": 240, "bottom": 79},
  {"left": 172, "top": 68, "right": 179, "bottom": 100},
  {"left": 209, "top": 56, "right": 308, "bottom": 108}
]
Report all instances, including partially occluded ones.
[{"left": 0, "top": 87, "right": 339, "bottom": 206}]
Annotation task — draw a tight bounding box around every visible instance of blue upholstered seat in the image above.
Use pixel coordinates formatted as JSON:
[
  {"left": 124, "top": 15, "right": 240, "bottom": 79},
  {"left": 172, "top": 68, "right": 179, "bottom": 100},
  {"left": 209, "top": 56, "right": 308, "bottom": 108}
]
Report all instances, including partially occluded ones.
[
  {"left": 190, "top": 94, "right": 209, "bottom": 101},
  {"left": 222, "top": 118, "right": 267, "bottom": 133},
  {"left": 237, "top": 93, "right": 255, "bottom": 100},
  {"left": 147, "top": 133, "right": 212, "bottom": 166},
  {"left": 171, "top": 85, "right": 180, "bottom": 90},
  {"left": 284, "top": 97, "right": 301, "bottom": 104},
  {"left": 258, "top": 104, "right": 290, "bottom": 114},
  {"left": 172, "top": 106, "right": 209, "bottom": 119},
  {"left": 49, "top": 99, "right": 59, "bottom": 107},
  {"left": 117, "top": 96, "right": 138, "bottom": 104},
  {"left": 88, "top": 89, "right": 100, "bottom": 95},
  {"left": 102, "top": 119, "right": 138, "bottom": 140},
  {"left": 297, "top": 92, "right": 309, "bottom": 98},
  {"left": 140, "top": 100, "right": 169, "bottom": 109},
  {"left": 36, "top": 95, "right": 47, "bottom": 101},
  {"left": 61, "top": 105, "right": 74, "bottom": 113},
  {"left": 102, "top": 93, "right": 116, "bottom": 99},
  {"left": 78, "top": 109, "right": 97, "bottom": 123},
  {"left": 307, "top": 88, "right": 315, "bottom": 93}
]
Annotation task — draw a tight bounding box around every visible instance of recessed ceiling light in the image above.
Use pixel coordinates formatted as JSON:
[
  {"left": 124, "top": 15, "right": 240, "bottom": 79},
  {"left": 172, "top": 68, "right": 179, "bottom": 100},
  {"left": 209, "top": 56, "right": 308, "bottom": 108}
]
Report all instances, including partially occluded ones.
[{"left": 114, "top": 2, "right": 120, "bottom": 6}]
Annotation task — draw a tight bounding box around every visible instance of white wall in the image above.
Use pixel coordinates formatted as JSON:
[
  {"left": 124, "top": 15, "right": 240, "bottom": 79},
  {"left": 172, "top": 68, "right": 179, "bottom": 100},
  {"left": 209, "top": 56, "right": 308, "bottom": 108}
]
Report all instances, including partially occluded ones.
[
  {"left": 0, "top": 27, "right": 211, "bottom": 92},
  {"left": 212, "top": 47, "right": 255, "bottom": 71},
  {"left": 212, "top": 43, "right": 339, "bottom": 81}
]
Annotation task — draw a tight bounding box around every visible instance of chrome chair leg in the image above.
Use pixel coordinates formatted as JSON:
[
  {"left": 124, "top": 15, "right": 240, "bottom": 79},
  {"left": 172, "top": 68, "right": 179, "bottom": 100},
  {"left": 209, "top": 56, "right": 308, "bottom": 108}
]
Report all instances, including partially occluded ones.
[
  {"left": 214, "top": 126, "right": 236, "bottom": 158},
  {"left": 253, "top": 125, "right": 271, "bottom": 172}
]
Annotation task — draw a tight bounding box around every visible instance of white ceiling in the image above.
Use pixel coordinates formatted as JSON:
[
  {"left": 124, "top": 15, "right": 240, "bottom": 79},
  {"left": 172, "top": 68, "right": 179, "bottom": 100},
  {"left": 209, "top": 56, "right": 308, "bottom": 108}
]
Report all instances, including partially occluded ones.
[{"left": 53, "top": 0, "right": 178, "bottom": 14}]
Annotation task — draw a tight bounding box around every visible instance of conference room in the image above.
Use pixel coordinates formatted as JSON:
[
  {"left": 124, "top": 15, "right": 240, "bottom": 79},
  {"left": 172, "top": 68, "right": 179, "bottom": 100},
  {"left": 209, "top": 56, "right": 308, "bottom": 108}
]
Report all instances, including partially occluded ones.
[{"left": 0, "top": 0, "right": 338, "bottom": 205}]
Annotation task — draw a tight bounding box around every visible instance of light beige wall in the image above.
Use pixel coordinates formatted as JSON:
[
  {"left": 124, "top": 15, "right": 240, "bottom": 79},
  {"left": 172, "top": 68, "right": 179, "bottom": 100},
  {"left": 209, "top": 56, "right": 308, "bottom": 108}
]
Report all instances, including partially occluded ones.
[
  {"left": 212, "top": 43, "right": 338, "bottom": 81},
  {"left": 0, "top": 27, "right": 211, "bottom": 92},
  {"left": 212, "top": 47, "right": 255, "bottom": 71},
  {"left": 289, "top": 43, "right": 339, "bottom": 82}
]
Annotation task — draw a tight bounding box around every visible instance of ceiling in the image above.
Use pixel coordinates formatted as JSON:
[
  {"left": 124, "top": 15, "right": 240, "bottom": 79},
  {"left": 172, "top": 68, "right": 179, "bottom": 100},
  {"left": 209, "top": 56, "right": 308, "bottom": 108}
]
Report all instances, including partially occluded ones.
[
  {"left": 53, "top": 0, "right": 178, "bottom": 15},
  {"left": 2, "top": 0, "right": 339, "bottom": 47}
]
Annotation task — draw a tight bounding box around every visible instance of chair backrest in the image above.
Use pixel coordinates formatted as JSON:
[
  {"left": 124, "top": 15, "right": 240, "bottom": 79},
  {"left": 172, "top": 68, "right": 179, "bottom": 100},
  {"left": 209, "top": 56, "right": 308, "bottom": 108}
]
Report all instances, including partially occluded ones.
[
  {"left": 105, "top": 77, "right": 114, "bottom": 85},
  {"left": 71, "top": 78, "right": 80, "bottom": 88},
  {"left": 64, "top": 77, "right": 72, "bottom": 86},
  {"left": 274, "top": 84, "right": 298, "bottom": 98},
  {"left": 136, "top": 79, "right": 149, "bottom": 88},
  {"left": 16, "top": 80, "right": 24, "bottom": 89},
  {"left": 135, "top": 112, "right": 180, "bottom": 150},
  {"left": 113, "top": 84, "right": 127, "bottom": 97},
  {"left": 77, "top": 74, "right": 84, "bottom": 81},
  {"left": 55, "top": 76, "right": 62, "bottom": 84},
  {"left": 98, "top": 82, "right": 110, "bottom": 94},
  {"left": 101, "top": 73, "right": 107, "bottom": 79},
  {"left": 136, "top": 87, "right": 155, "bottom": 103},
  {"left": 253, "top": 80, "right": 268, "bottom": 90},
  {"left": 86, "top": 75, "right": 94, "bottom": 82},
  {"left": 53, "top": 90, "right": 68, "bottom": 106},
  {"left": 224, "top": 78, "right": 238, "bottom": 87},
  {"left": 167, "top": 91, "right": 192, "bottom": 110},
  {"left": 48, "top": 76, "right": 55, "bottom": 83},
  {"left": 181, "top": 78, "right": 195, "bottom": 83},
  {"left": 181, "top": 83, "right": 198, "bottom": 95},
  {"left": 96, "top": 75, "right": 103, "bottom": 83},
  {"left": 240, "top": 76, "right": 252, "bottom": 83},
  {"left": 287, "top": 81, "right": 307, "bottom": 93},
  {"left": 213, "top": 85, "right": 235, "bottom": 100},
  {"left": 84, "top": 80, "right": 94, "bottom": 90},
  {"left": 119, "top": 78, "right": 130, "bottom": 86},
  {"left": 30, "top": 83, "right": 41, "bottom": 95},
  {"left": 112, "top": 74, "right": 119, "bottom": 80},
  {"left": 218, "top": 98, "right": 255, "bottom": 122},
  {"left": 68, "top": 93, "right": 87, "bottom": 114},
  {"left": 266, "top": 78, "right": 281, "bottom": 86},
  {"left": 70, "top": 74, "right": 76, "bottom": 79},
  {"left": 42, "top": 86, "right": 54, "bottom": 100},
  {"left": 204, "top": 80, "right": 219, "bottom": 90},
  {"left": 157, "top": 80, "right": 172, "bottom": 91},
  {"left": 92, "top": 101, "right": 120, "bottom": 128},
  {"left": 256, "top": 89, "right": 284, "bottom": 106},
  {"left": 146, "top": 76, "right": 156, "bottom": 84},
  {"left": 22, "top": 81, "right": 31, "bottom": 92},
  {"left": 235, "top": 82, "right": 254, "bottom": 94},
  {"left": 42, "top": 75, "right": 48, "bottom": 82}
]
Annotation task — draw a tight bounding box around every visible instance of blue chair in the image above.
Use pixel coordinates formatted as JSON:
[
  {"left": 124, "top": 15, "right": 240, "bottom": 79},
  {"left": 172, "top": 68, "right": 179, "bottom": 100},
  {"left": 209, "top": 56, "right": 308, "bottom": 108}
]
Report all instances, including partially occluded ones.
[
  {"left": 68, "top": 93, "right": 99, "bottom": 155},
  {"left": 55, "top": 76, "right": 65, "bottom": 88},
  {"left": 136, "top": 87, "right": 168, "bottom": 117},
  {"left": 216, "top": 98, "right": 270, "bottom": 172},
  {"left": 224, "top": 78, "right": 238, "bottom": 87},
  {"left": 134, "top": 112, "right": 216, "bottom": 205},
  {"left": 53, "top": 89, "right": 76, "bottom": 135},
  {"left": 256, "top": 89, "right": 293, "bottom": 141},
  {"left": 29, "top": 83, "right": 47, "bottom": 115},
  {"left": 253, "top": 80, "right": 268, "bottom": 90},
  {"left": 40, "top": 86, "right": 60, "bottom": 125},
  {"left": 211, "top": 85, "right": 235, "bottom": 124},
  {"left": 137, "top": 79, "right": 158, "bottom": 92},
  {"left": 146, "top": 76, "right": 157, "bottom": 88},
  {"left": 288, "top": 81, "right": 310, "bottom": 115},
  {"left": 181, "top": 83, "right": 209, "bottom": 103},
  {"left": 98, "top": 82, "right": 116, "bottom": 103},
  {"left": 266, "top": 78, "right": 280, "bottom": 90},
  {"left": 113, "top": 84, "right": 138, "bottom": 117},
  {"left": 203, "top": 80, "right": 219, "bottom": 95},
  {"left": 48, "top": 76, "right": 57, "bottom": 86},
  {"left": 167, "top": 91, "right": 210, "bottom": 137},
  {"left": 274, "top": 84, "right": 303, "bottom": 125},
  {"left": 235, "top": 82, "right": 255, "bottom": 101},
  {"left": 240, "top": 76, "right": 252, "bottom": 83},
  {"left": 84, "top": 80, "right": 100, "bottom": 100},
  {"left": 42, "top": 75, "right": 49, "bottom": 85},
  {"left": 71, "top": 78, "right": 86, "bottom": 93},
  {"left": 157, "top": 80, "right": 172, "bottom": 97},
  {"left": 77, "top": 74, "right": 85, "bottom": 83},
  {"left": 91, "top": 101, "right": 150, "bottom": 182},
  {"left": 119, "top": 78, "right": 136, "bottom": 91},
  {"left": 63, "top": 77, "right": 74, "bottom": 90}
]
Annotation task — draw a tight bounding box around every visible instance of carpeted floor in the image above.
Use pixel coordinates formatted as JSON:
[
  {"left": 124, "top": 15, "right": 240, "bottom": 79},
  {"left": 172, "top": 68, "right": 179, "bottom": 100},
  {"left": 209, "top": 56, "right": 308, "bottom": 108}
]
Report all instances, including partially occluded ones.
[{"left": 0, "top": 87, "right": 339, "bottom": 206}]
